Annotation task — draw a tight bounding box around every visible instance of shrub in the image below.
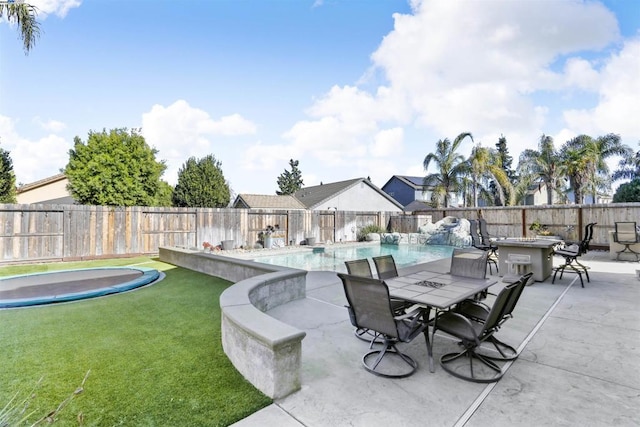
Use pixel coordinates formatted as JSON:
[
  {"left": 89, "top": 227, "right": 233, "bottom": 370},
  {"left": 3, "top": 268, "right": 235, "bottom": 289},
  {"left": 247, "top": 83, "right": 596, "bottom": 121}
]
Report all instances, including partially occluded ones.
[
  {"left": 357, "top": 224, "right": 386, "bottom": 241},
  {"left": 613, "top": 178, "right": 640, "bottom": 202}
]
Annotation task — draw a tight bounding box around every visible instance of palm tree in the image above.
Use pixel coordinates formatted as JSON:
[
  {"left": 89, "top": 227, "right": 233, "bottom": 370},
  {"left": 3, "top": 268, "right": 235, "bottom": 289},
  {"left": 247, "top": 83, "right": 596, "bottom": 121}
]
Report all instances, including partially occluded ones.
[
  {"left": 564, "top": 134, "right": 631, "bottom": 203},
  {"left": 613, "top": 142, "right": 640, "bottom": 181},
  {"left": 0, "top": 3, "right": 41, "bottom": 54},
  {"left": 423, "top": 132, "right": 473, "bottom": 208},
  {"left": 560, "top": 144, "right": 590, "bottom": 204},
  {"left": 467, "top": 144, "right": 513, "bottom": 207},
  {"left": 518, "top": 134, "right": 565, "bottom": 205}
]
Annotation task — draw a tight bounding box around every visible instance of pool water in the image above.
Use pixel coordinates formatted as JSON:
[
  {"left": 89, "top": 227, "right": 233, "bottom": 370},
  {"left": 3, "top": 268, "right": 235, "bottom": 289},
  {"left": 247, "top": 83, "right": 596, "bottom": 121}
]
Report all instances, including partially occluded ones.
[{"left": 251, "top": 244, "right": 454, "bottom": 272}]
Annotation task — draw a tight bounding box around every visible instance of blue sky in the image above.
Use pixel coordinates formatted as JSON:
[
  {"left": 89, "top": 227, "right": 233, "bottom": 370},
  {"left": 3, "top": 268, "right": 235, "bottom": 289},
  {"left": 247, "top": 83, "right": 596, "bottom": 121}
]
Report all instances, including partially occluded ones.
[{"left": 1, "top": 0, "right": 639, "bottom": 198}]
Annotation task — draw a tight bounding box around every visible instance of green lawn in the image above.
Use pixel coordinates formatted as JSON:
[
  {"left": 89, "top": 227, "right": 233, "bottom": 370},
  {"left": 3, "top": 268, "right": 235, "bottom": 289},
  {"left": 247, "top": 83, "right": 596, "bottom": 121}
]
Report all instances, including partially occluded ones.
[{"left": 0, "top": 257, "right": 272, "bottom": 426}]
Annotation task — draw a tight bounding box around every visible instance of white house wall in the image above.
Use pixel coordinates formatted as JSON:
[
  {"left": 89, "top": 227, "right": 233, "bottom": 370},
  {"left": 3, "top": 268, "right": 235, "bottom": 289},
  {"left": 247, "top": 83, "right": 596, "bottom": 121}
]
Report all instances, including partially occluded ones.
[
  {"left": 320, "top": 183, "right": 401, "bottom": 212},
  {"left": 17, "top": 178, "right": 70, "bottom": 204}
]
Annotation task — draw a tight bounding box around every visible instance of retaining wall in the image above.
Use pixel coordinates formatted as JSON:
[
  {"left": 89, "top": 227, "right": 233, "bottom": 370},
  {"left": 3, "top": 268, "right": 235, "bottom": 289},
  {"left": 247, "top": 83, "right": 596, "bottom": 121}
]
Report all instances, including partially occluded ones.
[{"left": 158, "top": 247, "right": 307, "bottom": 399}]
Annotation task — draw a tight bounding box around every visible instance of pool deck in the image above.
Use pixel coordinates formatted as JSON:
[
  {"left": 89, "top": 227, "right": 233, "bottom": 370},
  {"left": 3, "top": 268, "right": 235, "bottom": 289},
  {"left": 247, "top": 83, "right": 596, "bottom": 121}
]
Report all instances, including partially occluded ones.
[{"left": 232, "top": 250, "right": 640, "bottom": 426}]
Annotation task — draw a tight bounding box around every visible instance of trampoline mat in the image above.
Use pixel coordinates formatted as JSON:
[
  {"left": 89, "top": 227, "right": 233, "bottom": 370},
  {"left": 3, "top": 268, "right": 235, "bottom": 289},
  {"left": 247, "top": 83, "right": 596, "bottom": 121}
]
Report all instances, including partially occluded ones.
[{"left": 0, "top": 269, "right": 144, "bottom": 300}]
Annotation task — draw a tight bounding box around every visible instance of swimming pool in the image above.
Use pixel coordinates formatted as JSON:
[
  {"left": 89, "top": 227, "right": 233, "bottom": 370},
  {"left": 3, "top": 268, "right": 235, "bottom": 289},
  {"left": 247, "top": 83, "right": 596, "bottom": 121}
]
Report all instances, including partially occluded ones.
[{"left": 251, "top": 244, "right": 454, "bottom": 272}]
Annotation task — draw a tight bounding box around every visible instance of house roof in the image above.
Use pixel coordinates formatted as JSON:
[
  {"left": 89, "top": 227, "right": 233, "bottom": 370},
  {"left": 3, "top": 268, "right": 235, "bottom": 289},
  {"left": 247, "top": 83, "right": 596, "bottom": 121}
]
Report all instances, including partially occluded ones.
[
  {"left": 382, "top": 175, "right": 427, "bottom": 190},
  {"left": 403, "top": 200, "right": 433, "bottom": 212},
  {"left": 294, "top": 177, "right": 403, "bottom": 210},
  {"left": 233, "top": 194, "right": 306, "bottom": 209},
  {"left": 526, "top": 181, "right": 547, "bottom": 195},
  {"left": 16, "top": 173, "right": 67, "bottom": 193}
]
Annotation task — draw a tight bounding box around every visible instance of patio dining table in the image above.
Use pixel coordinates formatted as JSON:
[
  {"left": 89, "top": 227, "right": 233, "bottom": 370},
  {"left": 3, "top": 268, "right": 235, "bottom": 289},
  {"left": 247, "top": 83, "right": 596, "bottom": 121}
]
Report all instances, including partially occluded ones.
[{"left": 386, "top": 270, "right": 498, "bottom": 372}]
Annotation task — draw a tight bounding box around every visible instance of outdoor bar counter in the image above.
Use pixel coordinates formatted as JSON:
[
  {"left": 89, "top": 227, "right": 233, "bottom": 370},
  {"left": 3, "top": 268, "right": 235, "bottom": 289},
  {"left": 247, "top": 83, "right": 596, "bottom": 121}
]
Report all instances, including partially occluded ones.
[{"left": 495, "top": 238, "right": 559, "bottom": 282}]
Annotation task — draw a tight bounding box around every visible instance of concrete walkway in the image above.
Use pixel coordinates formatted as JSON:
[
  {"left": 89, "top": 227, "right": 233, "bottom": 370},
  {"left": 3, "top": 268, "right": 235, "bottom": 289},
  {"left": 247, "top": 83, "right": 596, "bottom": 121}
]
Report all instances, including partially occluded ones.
[{"left": 233, "top": 251, "right": 640, "bottom": 427}]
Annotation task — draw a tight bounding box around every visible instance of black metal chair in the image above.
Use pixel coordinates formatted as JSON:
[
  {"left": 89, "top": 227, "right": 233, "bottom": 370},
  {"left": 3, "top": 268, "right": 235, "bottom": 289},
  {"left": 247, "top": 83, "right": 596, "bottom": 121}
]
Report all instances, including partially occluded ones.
[
  {"left": 431, "top": 279, "right": 521, "bottom": 383},
  {"left": 344, "top": 259, "right": 410, "bottom": 344},
  {"left": 344, "top": 259, "right": 377, "bottom": 343},
  {"left": 449, "top": 248, "right": 488, "bottom": 280},
  {"left": 468, "top": 219, "right": 498, "bottom": 274},
  {"left": 613, "top": 221, "right": 639, "bottom": 261},
  {"left": 454, "top": 272, "right": 533, "bottom": 361},
  {"left": 345, "top": 259, "right": 374, "bottom": 278},
  {"left": 449, "top": 248, "right": 490, "bottom": 300},
  {"left": 478, "top": 218, "right": 503, "bottom": 243},
  {"left": 372, "top": 254, "right": 399, "bottom": 280},
  {"left": 552, "top": 222, "right": 597, "bottom": 287},
  {"left": 338, "top": 273, "right": 429, "bottom": 378}
]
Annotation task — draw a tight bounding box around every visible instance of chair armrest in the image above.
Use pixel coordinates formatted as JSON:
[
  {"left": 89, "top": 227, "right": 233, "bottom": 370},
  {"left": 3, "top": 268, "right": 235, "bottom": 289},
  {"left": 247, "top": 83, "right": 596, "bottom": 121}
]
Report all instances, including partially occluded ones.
[
  {"left": 395, "top": 307, "right": 427, "bottom": 328},
  {"left": 457, "top": 299, "right": 490, "bottom": 312},
  {"left": 435, "top": 311, "right": 481, "bottom": 342}
]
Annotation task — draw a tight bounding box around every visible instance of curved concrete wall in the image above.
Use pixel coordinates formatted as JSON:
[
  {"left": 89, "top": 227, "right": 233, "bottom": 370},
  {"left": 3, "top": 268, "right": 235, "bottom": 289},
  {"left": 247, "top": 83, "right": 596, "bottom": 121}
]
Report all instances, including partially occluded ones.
[{"left": 159, "top": 247, "right": 307, "bottom": 399}]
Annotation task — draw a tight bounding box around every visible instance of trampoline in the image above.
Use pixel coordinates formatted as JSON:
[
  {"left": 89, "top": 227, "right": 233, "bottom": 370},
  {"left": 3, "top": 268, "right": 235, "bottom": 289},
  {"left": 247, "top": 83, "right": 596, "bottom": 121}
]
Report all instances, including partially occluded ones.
[{"left": 0, "top": 267, "right": 161, "bottom": 309}]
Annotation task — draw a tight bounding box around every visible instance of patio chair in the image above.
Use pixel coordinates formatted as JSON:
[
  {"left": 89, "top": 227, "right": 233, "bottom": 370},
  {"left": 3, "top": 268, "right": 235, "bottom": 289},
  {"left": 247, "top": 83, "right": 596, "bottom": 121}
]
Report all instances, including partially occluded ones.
[
  {"left": 562, "top": 222, "right": 596, "bottom": 255},
  {"left": 613, "top": 221, "right": 639, "bottom": 262},
  {"left": 344, "top": 259, "right": 410, "bottom": 344},
  {"left": 372, "top": 254, "right": 399, "bottom": 280},
  {"left": 345, "top": 258, "right": 374, "bottom": 278},
  {"left": 449, "top": 248, "right": 488, "bottom": 280},
  {"left": 468, "top": 219, "right": 499, "bottom": 274},
  {"left": 450, "top": 248, "right": 489, "bottom": 300},
  {"left": 552, "top": 222, "right": 597, "bottom": 287},
  {"left": 431, "top": 279, "right": 521, "bottom": 383},
  {"left": 337, "top": 273, "right": 429, "bottom": 378},
  {"left": 454, "top": 272, "right": 533, "bottom": 361},
  {"left": 478, "top": 218, "right": 504, "bottom": 243}
]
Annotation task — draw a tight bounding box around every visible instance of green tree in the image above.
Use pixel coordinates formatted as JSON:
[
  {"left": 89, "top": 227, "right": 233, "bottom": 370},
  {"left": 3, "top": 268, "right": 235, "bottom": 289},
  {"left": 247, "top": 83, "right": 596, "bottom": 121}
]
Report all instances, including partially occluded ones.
[
  {"left": 518, "top": 134, "right": 565, "bottom": 205},
  {"left": 563, "top": 134, "right": 630, "bottom": 203},
  {"left": 172, "top": 155, "right": 230, "bottom": 207},
  {"left": 423, "top": 132, "right": 473, "bottom": 207},
  {"left": 276, "top": 159, "right": 304, "bottom": 195},
  {"left": 155, "top": 181, "right": 174, "bottom": 207},
  {"left": 466, "top": 144, "right": 513, "bottom": 207},
  {"left": 613, "top": 142, "right": 640, "bottom": 181},
  {"left": 65, "top": 128, "right": 167, "bottom": 206},
  {"left": 560, "top": 144, "right": 590, "bottom": 204},
  {"left": 613, "top": 178, "right": 640, "bottom": 203},
  {"left": 0, "top": 2, "right": 41, "bottom": 54},
  {"left": 490, "top": 134, "right": 517, "bottom": 205},
  {"left": 0, "top": 145, "right": 17, "bottom": 203}
]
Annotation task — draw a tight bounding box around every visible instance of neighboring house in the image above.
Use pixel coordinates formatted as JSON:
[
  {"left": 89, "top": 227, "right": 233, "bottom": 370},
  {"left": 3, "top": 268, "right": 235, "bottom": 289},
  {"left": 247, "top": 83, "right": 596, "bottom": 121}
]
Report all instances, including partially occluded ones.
[
  {"left": 523, "top": 182, "right": 564, "bottom": 205},
  {"left": 381, "top": 175, "right": 459, "bottom": 208},
  {"left": 232, "top": 194, "right": 307, "bottom": 209},
  {"left": 294, "top": 178, "right": 403, "bottom": 212},
  {"left": 16, "top": 173, "right": 75, "bottom": 204},
  {"left": 566, "top": 190, "right": 612, "bottom": 205}
]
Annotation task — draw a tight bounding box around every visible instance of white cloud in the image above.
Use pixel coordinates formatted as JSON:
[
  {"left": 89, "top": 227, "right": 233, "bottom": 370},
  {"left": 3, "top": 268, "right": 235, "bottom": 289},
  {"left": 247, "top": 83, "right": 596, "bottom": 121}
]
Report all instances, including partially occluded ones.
[
  {"left": 33, "top": 117, "right": 67, "bottom": 133},
  {"left": 563, "top": 58, "right": 600, "bottom": 90},
  {"left": 240, "top": 141, "right": 299, "bottom": 171},
  {"left": 0, "top": 114, "right": 70, "bottom": 185},
  {"left": 31, "top": 0, "right": 82, "bottom": 19},
  {"left": 280, "top": 0, "right": 631, "bottom": 181},
  {"left": 371, "top": 127, "right": 403, "bottom": 158},
  {"left": 141, "top": 100, "right": 257, "bottom": 185},
  {"left": 563, "top": 38, "right": 640, "bottom": 140}
]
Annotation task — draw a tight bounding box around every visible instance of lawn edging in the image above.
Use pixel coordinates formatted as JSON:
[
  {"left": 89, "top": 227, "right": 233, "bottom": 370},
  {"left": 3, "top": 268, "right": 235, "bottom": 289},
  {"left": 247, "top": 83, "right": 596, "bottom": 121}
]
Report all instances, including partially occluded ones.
[{"left": 159, "top": 246, "right": 307, "bottom": 399}]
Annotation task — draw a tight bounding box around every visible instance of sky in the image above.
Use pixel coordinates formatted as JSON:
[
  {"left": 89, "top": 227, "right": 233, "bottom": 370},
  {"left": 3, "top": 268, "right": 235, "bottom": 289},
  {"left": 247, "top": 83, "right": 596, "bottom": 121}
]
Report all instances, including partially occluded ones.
[{"left": 1, "top": 0, "right": 639, "bottom": 197}]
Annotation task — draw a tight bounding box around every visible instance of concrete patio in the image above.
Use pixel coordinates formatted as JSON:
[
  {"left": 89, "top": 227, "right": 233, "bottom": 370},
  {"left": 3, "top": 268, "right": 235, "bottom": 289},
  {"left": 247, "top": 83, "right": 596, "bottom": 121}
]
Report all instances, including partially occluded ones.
[{"left": 233, "top": 251, "right": 640, "bottom": 427}]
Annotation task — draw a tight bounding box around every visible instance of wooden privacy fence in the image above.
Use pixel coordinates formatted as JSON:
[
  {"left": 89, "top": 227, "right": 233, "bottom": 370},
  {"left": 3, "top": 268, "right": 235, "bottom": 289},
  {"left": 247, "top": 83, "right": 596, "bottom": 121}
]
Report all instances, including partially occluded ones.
[
  {"left": 0, "top": 204, "right": 394, "bottom": 263},
  {"left": 0, "top": 203, "right": 638, "bottom": 263},
  {"left": 392, "top": 203, "right": 640, "bottom": 249}
]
